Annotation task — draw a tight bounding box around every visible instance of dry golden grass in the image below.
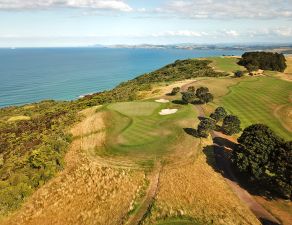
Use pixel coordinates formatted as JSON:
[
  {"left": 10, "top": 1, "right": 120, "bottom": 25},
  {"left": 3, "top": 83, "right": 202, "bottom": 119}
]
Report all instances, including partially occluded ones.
[
  {"left": 285, "top": 56, "right": 292, "bottom": 74},
  {"left": 2, "top": 107, "right": 146, "bottom": 225},
  {"left": 138, "top": 79, "right": 197, "bottom": 99},
  {"left": 145, "top": 151, "right": 260, "bottom": 225},
  {"left": 7, "top": 115, "right": 31, "bottom": 122}
]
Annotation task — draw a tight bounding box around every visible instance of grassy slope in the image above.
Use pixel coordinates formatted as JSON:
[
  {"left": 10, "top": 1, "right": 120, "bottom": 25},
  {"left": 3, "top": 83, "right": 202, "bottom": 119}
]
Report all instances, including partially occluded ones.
[
  {"left": 221, "top": 77, "right": 292, "bottom": 140},
  {"left": 209, "top": 57, "right": 245, "bottom": 73}
]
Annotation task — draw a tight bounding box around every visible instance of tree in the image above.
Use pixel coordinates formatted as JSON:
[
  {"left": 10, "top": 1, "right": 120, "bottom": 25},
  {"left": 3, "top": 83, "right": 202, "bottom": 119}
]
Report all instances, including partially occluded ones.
[
  {"left": 232, "top": 124, "right": 292, "bottom": 198},
  {"left": 199, "top": 92, "right": 214, "bottom": 104},
  {"left": 170, "top": 87, "right": 180, "bottom": 95},
  {"left": 195, "top": 87, "right": 213, "bottom": 104},
  {"left": 210, "top": 107, "right": 227, "bottom": 122},
  {"left": 238, "top": 52, "right": 287, "bottom": 72},
  {"left": 222, "top": 115, "right": 241, "bottom": 135},
  {"left": 181, "top": 92, "right": 196, "bottom": 104},
  {"left": 196, "top": 87, "right": 209, "bottom": 98},
  {"left": 187, "top": 86, "right": 196, "bottom": 93},
  {"left": 234, "top": 70, "right": 244, "bottom": 78},
  {"left": 197, "top": 118, "right": 216, "bottom": 138}
]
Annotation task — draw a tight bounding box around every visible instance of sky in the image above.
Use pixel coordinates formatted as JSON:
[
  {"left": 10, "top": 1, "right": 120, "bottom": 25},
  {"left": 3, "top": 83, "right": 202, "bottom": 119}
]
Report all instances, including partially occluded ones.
[{"left": 0, "top": 0, "right": 292, "bottom": 47}]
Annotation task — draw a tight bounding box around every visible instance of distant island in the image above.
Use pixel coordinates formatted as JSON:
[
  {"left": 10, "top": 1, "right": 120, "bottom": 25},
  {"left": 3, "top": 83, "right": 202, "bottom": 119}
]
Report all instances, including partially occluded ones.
[{"left": 93, "top": 43, "right": 292, "bottom": 54}]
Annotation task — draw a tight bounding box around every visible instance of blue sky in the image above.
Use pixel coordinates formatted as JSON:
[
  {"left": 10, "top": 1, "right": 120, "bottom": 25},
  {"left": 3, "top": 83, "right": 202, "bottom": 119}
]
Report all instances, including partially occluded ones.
[{"left": 0, "top": 0, "right": 292, "bottom": 47}]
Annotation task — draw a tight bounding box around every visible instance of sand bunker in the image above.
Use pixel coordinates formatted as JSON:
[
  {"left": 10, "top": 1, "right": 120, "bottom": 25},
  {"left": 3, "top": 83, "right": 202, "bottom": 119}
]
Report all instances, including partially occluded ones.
[
  {"left": 155, "top": 99, "right": 170, "bottom": 103},
  {"left": 159, "top": 109, "right": 178, "bottom": 115}
]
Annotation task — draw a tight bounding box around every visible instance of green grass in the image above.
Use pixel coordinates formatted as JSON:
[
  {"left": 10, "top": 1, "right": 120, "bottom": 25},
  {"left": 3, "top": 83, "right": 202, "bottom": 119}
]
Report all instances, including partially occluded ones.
[
  {"left": 221, "top": 77, "right": 292, "bottom": 140},
  {"left": 209, "top": 57, "right": 245, "bottom": 73},
  {"left": 103, "top": 100, "right": 196, "bottom": 158},
  {"left": 107, "top": 102, "right": 160, "bottom": 116}
]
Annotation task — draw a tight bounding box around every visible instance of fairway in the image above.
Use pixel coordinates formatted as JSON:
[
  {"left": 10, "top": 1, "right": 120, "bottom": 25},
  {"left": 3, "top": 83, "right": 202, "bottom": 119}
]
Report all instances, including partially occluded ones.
[
  {"left": 221, "top": 77, "right": 292, "bottom": 140},
  {"left": 104, "top": 101, "right": 195, "bottom": 158},
  {"left": 209, "top": 57, "right": 245, "bottom": 73}
]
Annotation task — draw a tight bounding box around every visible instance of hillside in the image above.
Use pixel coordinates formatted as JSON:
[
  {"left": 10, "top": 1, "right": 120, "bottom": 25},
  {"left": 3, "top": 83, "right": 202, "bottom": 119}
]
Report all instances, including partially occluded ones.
[{"left": 1, "top": 55, "right": 291, "bottom": 225}]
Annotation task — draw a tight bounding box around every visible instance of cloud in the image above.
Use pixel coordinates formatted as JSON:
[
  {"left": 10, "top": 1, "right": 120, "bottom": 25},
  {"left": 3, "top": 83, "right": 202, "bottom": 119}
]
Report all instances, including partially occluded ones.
[
  {"left": 0, "top": 0, "right": 132, "bottom": 12},
  {"left": 154, "top": 0, "right": 292, "bottom": 19},
  {"left": 151, "top": 30, "right": 208, "bottom": 37}
]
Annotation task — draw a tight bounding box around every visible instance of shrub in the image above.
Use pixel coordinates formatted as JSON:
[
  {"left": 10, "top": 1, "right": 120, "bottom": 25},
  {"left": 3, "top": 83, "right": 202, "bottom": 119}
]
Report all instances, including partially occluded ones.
[
  {"left": 234, "top": 70, "right": 244, "bottom": 77},
  {"left": 170, "top": 87, "right": 180, "bottom": 95}
]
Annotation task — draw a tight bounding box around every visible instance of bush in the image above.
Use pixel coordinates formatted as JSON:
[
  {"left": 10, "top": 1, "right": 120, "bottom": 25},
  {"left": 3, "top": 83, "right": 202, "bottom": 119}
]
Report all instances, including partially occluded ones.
[
  {"left": 234, "top": 70, "right": 244, "bottom": 77},
  {"left": 170, "top": 87, "right": 180, "bottom": 95}
]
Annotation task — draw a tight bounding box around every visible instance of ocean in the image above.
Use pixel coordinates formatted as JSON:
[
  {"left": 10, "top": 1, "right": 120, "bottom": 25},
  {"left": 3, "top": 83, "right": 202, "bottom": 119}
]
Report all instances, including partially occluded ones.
[{"left": 0, "top": 48, "right": 243, "bottom": 108}]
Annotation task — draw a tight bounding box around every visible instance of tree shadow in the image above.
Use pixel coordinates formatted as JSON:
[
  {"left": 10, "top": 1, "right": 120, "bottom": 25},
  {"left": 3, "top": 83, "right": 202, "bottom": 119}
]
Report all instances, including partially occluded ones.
[
  {"left": 191, "top": 99, "right": 203, "bottom": 105},
  {"left": 172, "top": 100, "right": 187, "bottom": 105},
  {"left": 166, "top": 93, "right": 175, "bottom": 96},
  {"left": 183, "top": 128, "right": 199, "bottom": 137},
  {"left": 259, "top": 218, "right": 281, "bottom": 225},
  {"left": 213, "top": 136, "right": 237, "bottom": 150},
  {"left": 198, "top": 116, "right": 207, "bottom": 121}
]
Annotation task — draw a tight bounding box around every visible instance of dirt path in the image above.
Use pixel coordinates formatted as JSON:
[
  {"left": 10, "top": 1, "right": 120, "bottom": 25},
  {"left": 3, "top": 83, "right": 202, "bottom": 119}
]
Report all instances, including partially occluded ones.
[
  {"left": 195, "top": 104, "right": 281, "bottom": 225},
  {"left": 126, "top": 162, "right": 162, "bottom": 225}
]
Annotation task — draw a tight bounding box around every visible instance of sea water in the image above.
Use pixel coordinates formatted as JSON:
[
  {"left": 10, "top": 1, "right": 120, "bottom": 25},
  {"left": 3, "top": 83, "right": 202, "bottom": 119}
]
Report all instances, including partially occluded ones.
[{"left": 0, "top": 48, "right": 243, "bottom": 107}]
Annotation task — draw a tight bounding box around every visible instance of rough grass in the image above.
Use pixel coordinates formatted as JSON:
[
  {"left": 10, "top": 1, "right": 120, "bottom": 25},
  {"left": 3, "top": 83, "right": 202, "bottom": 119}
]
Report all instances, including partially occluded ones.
[
  {"left": 144, "top": 152, "right": 260, "bottom": 225},
  {"left": 103, "top": 101, "right": 195, "bottom": 159},
  {"left": 209, "top": 57, "right": 245, "bottom": 73},
  {"left": 285, "top": 56, "right": 292, "bottom": 74},
  {"left": 1, "top": 107, "right": 146, "bottom": 225},
  {"left": 221, "top": 77, "right": 292, "bottom": 140},
  {"left": 7, "top": 115, "right": 31, "bottom": 122}
]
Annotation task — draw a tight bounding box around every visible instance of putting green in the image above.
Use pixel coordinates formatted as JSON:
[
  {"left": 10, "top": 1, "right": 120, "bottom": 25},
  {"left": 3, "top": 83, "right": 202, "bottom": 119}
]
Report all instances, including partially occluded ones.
[
  {"left": 107, "top": 101, "right": 160, "bottom": 116},
  {"left": 104, "top": 101, "right": 195, "bottom": 158},
  {"left": 221, "top": 77, "right": 292, "bottom": 140}
]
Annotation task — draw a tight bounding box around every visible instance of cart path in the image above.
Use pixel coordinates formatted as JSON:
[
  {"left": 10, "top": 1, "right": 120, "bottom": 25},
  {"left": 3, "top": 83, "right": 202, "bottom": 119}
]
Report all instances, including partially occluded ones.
[{"left": 126, "top": 162, "right": 162, "bottom": 225}]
